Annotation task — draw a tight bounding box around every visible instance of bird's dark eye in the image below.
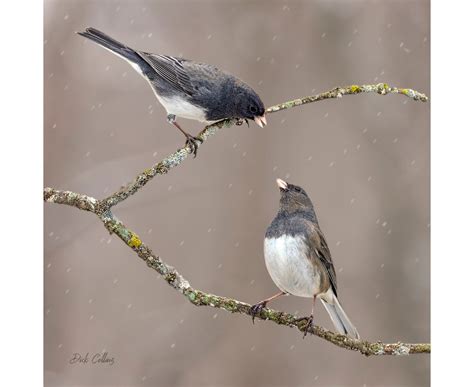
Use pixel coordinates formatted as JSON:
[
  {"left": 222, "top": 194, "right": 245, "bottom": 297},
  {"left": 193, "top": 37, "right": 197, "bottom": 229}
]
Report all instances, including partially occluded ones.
[
  {"left": 249, "top": 105, "right": 258, "bottom": 114},
  {"left": 294, "top": 187, "right": 301, "bottom": 192}
]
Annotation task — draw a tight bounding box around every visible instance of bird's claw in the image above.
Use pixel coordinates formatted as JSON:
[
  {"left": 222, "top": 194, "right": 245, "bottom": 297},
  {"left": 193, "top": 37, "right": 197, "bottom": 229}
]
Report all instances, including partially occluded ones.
[
  {"left": 184, "top": 135, "right": 203, "bottom": 158},
  {"left": 295, "top": 315, "right": 314, "bottom": 338},
  {"left": 249, "top": 301, "right": 267, "bottom": 324}
]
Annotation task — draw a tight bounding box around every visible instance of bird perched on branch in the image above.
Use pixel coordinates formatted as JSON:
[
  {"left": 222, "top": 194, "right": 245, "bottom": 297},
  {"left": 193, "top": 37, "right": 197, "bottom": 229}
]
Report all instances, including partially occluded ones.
[
  {"left": 250, "top": 178, "right": 360, "bottom": 339},
  {"left": 77, "top": 27, "right": 267, "bottom": 156}
]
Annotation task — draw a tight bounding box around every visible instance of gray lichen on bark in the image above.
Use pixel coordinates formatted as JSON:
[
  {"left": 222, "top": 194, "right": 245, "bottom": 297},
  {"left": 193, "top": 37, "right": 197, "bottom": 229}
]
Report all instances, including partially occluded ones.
[{"left": 44, "top": 83, "right": 430, "bottom": 356}]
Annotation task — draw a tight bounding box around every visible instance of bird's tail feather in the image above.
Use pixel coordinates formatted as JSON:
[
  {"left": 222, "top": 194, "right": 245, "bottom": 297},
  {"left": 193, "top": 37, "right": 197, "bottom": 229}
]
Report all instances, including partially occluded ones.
[
  {"left": 77, "top": 27, "right": 141, "bottom": 64},
  {"left": 322, "top": 297, "right": 360, "bottom": 339}
]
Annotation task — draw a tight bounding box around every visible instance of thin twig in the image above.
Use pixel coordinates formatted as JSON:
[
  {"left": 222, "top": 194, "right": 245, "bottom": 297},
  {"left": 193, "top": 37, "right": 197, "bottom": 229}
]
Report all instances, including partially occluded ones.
[{"left": 99, "top": 83, "right": 428, "bottom": 210}]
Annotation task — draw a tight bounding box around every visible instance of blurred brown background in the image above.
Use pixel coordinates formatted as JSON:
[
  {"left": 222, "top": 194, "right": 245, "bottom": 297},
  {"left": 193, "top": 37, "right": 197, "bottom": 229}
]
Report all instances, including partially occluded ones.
[{"left": 44, "top": 0, "right": 430, "bottom": 386}]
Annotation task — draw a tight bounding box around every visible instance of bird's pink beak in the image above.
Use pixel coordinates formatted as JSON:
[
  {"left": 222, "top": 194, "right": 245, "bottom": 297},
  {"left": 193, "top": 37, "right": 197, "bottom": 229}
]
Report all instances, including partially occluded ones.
[
  {"left": 276, "top": 178, "right": 288, "bottom": 190},
  {"left": 254, "top": 115, "right": 267, "bottom": 128}
]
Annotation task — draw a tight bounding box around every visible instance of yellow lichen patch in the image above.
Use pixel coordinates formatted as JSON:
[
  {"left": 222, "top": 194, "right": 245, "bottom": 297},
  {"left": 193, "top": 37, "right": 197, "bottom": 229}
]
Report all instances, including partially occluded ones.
[
  {"left": 143, "top": 168, "right": 153, "bottom": 176},
  {"left": 127, "top": 233, "right": 142, "bottom": 248},
  {"left": 350, "top": 85, "right": 361, "bottom": 93}
]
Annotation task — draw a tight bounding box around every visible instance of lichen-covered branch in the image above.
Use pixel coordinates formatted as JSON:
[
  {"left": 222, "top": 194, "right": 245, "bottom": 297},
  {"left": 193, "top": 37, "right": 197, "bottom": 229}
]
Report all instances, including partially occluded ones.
[
  {"left": 100, "top": 83, "right": 428, "bottom": 210},
  {"left": 44, "top": 84, "right": 430, "bottom": 356},
  {"left": 44, "top": 187, "right": 430, "bottom": 356}
]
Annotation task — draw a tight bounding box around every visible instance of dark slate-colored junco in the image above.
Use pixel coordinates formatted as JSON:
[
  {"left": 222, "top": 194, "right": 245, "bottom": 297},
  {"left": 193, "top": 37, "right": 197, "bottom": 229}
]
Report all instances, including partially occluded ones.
[
  {"left": 77, "top": 28, "right": 267, "bottom": 156},
  {"left": 250, "top": 178, "right": 360, "bottom": 339}
]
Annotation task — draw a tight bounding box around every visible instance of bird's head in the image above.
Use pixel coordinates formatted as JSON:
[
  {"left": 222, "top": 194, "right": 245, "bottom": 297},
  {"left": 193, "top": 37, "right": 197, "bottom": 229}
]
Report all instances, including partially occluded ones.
[
  {"left": 276, "top": 178, "right": 315, "bottom": 214},
  {"left": 235, "top": 84, "right": 266, "bottom": 127}
]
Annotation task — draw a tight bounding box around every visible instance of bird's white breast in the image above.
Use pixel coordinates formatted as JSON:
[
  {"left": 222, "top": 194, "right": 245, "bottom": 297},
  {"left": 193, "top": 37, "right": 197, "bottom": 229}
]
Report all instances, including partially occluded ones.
[
  {"left": 156, "top": 95, "right": 209, "bottom": 122},
  {"left": 264, "top": 235, "right": 321, "bottom": 298},
  {"left": 125, "top": 56, "right": 210, "bottom": 123}
]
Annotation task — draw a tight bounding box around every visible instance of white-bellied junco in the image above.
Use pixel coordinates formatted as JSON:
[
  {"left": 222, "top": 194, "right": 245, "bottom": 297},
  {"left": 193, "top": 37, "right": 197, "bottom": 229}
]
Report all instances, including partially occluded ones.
[
  {"left": 77, "top": 28, "right": 267, "bottom": 156},
  {"left": 250, "top": 178, "right": 360, "bottom": 339}
]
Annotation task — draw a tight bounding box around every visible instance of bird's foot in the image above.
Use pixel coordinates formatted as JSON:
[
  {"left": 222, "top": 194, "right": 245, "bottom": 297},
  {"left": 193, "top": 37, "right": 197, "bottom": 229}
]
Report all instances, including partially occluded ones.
[
  {"left": 184, "top": 135, "right": 203, "bottom": 158},
  {"left": 249, "top": 301, "right": 267, "bottom": 324},
  {"left": 235, "top": 118, "right": 249, "bottom": 127},
  {"left": 295, "top": 315, "right": 314, "bottom": 338}
]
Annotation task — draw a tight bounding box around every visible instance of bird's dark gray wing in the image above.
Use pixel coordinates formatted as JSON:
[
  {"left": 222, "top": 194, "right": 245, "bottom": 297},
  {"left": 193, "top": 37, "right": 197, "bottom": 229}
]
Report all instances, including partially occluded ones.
[
  {"left": 137, "top": 53, "right": 196, "bottom": 96},
  {"left": 304, "top": 220, "right": 338, "bottom": 296}
]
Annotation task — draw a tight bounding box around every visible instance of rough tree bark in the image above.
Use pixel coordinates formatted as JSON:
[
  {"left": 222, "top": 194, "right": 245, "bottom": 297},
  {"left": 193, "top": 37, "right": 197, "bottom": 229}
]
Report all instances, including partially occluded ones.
[{"left": 44, "top": 83, "right": 430, "bottom": 356}]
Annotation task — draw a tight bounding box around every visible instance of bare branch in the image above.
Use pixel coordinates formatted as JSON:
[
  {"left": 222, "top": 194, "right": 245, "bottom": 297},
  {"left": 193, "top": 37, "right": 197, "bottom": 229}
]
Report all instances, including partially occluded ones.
[
  {"left": 44, "top": 187, "right": 430, "bottom": 356},
  {"left": 100, "top": 83, "right": 428, "bottom": 210},
  {"left": 44, "top": 84, "right": 430, "bottom": 356}
]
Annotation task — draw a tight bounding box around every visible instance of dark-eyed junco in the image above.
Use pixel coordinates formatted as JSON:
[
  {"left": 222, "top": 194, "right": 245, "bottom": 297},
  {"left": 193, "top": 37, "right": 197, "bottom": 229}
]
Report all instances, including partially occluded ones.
[
  {"left": 77, "top": 28, "right": 266, "bottom": 156},
  {"left": 250, "top": 178, "right": 360, "bottom": 339}
]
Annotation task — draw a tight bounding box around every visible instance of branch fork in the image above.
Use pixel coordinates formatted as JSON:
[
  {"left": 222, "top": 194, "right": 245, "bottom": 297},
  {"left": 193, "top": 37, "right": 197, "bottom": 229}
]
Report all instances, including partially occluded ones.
[{"left": 44, "top": 83, "right": 430, "bottom": 356}]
